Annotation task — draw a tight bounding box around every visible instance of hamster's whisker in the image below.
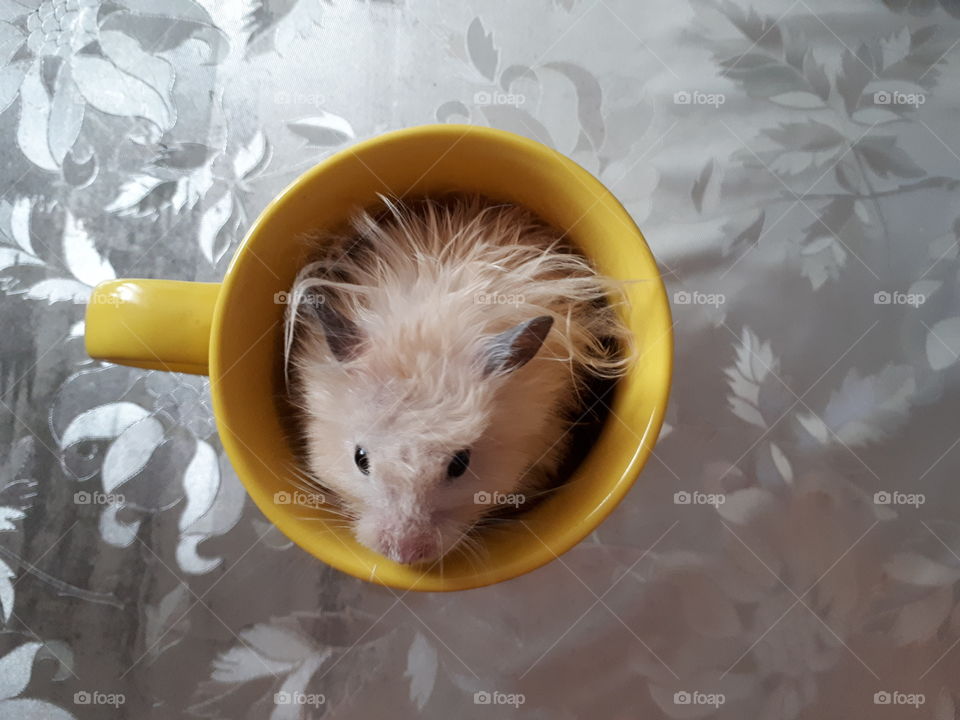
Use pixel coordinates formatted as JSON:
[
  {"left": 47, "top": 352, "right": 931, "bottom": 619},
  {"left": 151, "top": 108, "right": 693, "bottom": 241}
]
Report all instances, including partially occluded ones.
[
  {"left": 517, "top": 484, "right": 567, "bottom": 501},
  {"left": 294, "top": 515, "right": 353, "bottom": 529},
  {"left": 284, "top": 463, "right": 330, "bottom": 491},
  {"left": 456, "top": 529, "right": 488, "bottom": 572}
]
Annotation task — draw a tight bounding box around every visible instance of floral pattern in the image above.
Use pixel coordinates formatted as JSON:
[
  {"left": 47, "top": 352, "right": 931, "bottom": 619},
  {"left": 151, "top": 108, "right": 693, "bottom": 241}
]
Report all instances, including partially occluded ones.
[
  {"left": 1, "top": 0, "right": 226, "bottom": 174},
  {"left": 0, "top": 1, "right": 958, "bottom": 718}
]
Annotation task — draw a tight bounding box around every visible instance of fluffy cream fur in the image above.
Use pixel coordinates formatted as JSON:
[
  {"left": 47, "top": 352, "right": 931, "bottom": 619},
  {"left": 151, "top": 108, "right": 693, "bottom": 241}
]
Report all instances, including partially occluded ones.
[{"left": 283, "top": 195, "right": 632, "bottom": 564}]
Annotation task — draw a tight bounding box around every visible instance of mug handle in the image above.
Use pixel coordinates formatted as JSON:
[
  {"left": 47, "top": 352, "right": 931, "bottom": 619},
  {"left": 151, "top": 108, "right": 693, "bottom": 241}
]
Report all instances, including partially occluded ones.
[{"left": 85, "top": 279, "right": 220, "bottom": 375}]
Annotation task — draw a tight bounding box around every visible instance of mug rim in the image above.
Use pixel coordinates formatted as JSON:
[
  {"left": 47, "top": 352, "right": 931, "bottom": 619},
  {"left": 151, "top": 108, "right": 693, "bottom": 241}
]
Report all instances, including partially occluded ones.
[{"left": 209, "top": 124, "right": 673, "bottom": 591}]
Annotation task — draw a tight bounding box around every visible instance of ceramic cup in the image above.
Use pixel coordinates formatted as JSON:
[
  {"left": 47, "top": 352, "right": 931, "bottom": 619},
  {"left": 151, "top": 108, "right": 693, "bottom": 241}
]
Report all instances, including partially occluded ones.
[{"left": 85, "top": 124, "right": 672, "bottom": 591}]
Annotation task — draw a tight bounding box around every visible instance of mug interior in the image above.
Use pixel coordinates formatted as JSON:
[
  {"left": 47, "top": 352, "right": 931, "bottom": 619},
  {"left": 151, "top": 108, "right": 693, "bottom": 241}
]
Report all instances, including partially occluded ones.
[{"left": 210, "top": 124, "right": 672, "bottom": 591}]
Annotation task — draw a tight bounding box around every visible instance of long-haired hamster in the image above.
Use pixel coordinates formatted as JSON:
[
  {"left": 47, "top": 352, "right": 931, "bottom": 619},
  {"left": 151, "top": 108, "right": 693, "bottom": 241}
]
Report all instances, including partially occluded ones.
[{"left": 282, "top": 194, "right": 632, "bottom": 565}]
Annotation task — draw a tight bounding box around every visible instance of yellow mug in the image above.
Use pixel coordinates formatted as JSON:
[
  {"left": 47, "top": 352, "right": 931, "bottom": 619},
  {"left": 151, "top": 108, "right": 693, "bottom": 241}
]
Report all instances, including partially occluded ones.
[{"left": 85, "top": 124, "right": 672, "bottom": 591}]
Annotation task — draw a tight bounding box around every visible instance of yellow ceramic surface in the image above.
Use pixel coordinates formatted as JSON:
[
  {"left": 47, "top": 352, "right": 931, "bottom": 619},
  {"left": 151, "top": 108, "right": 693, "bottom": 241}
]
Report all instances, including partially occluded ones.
[{"left": 85, "top": 124, "right": 673, "bottom": 592}]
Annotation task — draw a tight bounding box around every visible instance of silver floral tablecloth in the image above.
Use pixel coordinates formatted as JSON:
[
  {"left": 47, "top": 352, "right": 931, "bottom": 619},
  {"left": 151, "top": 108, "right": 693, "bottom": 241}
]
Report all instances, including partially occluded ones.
[{"left": 1, "top": 0, "right": 959, "bottom": 717}]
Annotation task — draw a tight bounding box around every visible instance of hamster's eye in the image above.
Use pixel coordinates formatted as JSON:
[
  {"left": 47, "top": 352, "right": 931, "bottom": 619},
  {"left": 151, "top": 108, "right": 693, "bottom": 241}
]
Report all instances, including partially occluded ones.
[
  {"left": 354, "top": 446, "right": 370, "bottom": 475},
  {"left": 447, "top": 449, "right": 471, "bottom": 478}
]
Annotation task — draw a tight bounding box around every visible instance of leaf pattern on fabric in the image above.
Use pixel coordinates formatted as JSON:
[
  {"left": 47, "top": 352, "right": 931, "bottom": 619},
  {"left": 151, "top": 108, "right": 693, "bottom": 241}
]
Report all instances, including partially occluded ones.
[
  {"left": 795, "top": 365, "right": 916, "bottom": 446},
  {"left": 725, "top": 327, "right": 780, "bottom": 429},
  {"left": 0, "top": 199, "right": 114, "bottom": 304},
  {"left": 1, "top": 0, "right": 226, "bottom": 171}
]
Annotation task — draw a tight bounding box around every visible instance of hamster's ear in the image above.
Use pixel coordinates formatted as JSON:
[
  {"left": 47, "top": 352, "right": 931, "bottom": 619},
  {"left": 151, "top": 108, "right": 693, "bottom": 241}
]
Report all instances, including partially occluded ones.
[
  {"left": 482, "top": 315, "right": 554, "bottom": 376},
  {"left": 307, "top": 292, "right": 362, "bottom": 362}
]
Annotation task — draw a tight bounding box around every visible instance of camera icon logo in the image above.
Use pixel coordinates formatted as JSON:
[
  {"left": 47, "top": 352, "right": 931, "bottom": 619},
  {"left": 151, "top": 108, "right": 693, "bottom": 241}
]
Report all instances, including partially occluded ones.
[
  {"left": 874, "top": 91, "right": 892, "bottom": 105},
  {"left": 474, "top": 491, "right": 492, "bottom": 504},
  {"left": 673, "top": 290, "right": 691, "bottom": 305},
  {"left": 274, "top": 692, "right": 291, "bottom": 705},
  {"left": 274, "top": 491, "right": 291, "bottom": 505},
  {"left": 874, "top": 691, "right": 892, "bottom": 704},
  {"left": 674, "top": 691, "right": 692, "bottom": 704},
  {"left": 874, "top": 291, "right": 891, "bottom": 304},
  {"left": 673, "top": 90, "right": 691, "bottom": 104},
  {"left": 74, "top": 691, "right": 91, "bottom": 705},
  {"left": 674, "top": 491, "right": 691, "bottom": 505},
  {"left": 474, "top": 691, "right": 492, "bottom": 704},
  {"left": 273, "top": 291, "right": 291, "bottom": 305},
  {"left": 874, "top": 491, "right": 892, "bottom": 505},
  {"left": 74, "top": 491, "right": 91, "bottom": 505}
]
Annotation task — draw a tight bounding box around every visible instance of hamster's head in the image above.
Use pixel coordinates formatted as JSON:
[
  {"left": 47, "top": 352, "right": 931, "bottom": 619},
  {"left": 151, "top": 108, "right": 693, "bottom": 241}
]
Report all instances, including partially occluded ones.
[{"left": 293, "top": 305, "right": 554, "bottom": 566}]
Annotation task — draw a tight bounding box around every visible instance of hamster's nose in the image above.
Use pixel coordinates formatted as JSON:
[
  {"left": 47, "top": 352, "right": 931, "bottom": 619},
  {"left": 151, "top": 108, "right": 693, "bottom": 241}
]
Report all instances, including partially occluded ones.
[{"left": 384, "top": 530, "right": 438, "bottom": 565}]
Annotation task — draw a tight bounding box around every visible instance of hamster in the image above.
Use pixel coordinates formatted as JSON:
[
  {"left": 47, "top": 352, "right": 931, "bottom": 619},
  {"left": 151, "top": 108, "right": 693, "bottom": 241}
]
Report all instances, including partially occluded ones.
[{"left": 282, "top": 194, "right": 632, "bottom": 565}]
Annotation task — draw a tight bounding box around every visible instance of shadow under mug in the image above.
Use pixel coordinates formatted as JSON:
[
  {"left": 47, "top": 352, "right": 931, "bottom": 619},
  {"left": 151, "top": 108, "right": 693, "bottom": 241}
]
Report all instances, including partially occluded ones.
[{"left": 85, "top": 124, "right": 673, "bottom": 592}]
